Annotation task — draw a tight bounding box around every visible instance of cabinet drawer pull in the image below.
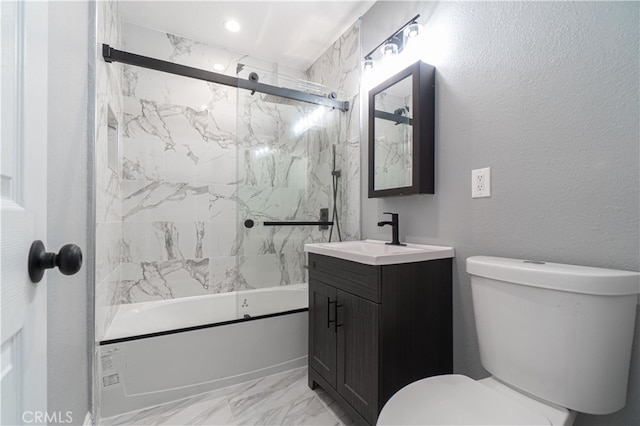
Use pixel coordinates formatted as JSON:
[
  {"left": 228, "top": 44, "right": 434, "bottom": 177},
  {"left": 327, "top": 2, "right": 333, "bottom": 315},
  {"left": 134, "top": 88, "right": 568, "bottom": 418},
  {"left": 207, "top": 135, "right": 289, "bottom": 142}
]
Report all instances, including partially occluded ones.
[
  {"left": 335, "top": 303, "right": 344, "bottom": 332},
  {"left": 327, "top": 300, "right": 336, "bottom": 328}
]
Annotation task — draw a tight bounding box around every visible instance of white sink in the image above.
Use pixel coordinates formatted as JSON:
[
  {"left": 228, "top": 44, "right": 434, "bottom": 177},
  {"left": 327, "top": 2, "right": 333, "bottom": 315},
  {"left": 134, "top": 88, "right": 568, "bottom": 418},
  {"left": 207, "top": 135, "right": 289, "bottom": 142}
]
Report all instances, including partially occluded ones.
[{"left": 304, "top": 239, "right": 454, "bottom": 266}]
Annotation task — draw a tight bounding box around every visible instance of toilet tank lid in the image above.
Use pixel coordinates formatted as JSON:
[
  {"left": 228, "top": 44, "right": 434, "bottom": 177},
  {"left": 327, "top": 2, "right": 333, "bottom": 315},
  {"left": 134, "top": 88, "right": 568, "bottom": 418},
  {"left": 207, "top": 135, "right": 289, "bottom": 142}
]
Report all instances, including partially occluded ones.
[{"left": 467, "top": 256, "right": 640, "bottom": 296}]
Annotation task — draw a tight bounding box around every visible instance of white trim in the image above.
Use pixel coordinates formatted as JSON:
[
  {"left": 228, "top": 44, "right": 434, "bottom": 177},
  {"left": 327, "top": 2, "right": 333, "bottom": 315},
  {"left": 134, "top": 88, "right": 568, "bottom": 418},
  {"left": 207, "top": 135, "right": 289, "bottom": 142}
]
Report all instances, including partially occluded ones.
[{"left": 83, "top": 411, "right": 94, "bottom": 426}]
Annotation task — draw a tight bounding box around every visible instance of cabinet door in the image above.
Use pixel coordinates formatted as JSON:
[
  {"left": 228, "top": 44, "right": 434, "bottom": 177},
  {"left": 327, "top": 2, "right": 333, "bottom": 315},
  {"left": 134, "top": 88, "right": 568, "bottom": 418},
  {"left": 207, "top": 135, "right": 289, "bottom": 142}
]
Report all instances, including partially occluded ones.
[
  {"left": 336, "top": 289, "right": 379, "bottom": 424},
  {"left": 309, "top": 278, "right": 337, "bottom": 387}
]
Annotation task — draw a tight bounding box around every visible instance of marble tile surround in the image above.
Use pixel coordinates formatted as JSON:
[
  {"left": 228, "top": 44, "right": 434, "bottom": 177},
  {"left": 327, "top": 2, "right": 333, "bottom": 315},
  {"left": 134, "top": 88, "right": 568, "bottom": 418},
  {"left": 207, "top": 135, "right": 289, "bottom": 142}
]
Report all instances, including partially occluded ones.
[
  {"left": 108, "top": 22, "right": 362, "bottom": 306},
  {"left": 101, "top": 367, "right": 353, "bottom": 426},
  {"left": 306, "top": 21, "right": 362, "bottom": 240},
  {"left": 95, "top": 1, "right": 123, "bottom": 422},
  {"left": 95, "top": 0, "right": 123, "bottom": 341}
]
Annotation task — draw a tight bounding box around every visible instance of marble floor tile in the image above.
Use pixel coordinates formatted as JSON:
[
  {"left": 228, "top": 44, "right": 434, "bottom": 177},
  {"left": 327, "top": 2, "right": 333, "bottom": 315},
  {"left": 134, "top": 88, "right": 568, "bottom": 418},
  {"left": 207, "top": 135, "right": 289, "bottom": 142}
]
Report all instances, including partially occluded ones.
[
  {"left": 101, "top": 389, "right": 232, "bottom": 425},
  {"left": 225, "top": 367, "right": 312, "bottom": 417},
  {"left": 313, "top": 388, "right": 354, "bottom": 426},
  {"left": 100, "top": 367, "right": 353, "bottom": 426},
  {"left": 232, "top": 393, "right": 338, "bottom": 426}
]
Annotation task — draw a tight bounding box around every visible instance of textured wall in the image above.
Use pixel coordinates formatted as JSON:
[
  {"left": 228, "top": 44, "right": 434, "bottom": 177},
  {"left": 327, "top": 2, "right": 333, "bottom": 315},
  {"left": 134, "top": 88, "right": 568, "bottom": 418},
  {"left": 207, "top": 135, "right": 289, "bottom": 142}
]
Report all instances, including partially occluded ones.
[
  {"left": 47, "top": 1, "right": 92, "bottom": 423},
  {"left": 361, "top": 2, "right": 639, "bottom": 425}
]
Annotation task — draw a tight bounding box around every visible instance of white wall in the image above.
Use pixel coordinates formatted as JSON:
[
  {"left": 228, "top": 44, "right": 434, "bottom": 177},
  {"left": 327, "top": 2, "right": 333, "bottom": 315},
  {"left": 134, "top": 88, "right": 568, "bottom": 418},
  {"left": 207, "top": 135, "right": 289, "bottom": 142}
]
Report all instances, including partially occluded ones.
[
  {"left": 361, "top": 2, "right": 639, "bottom": 425},
  {"left": 47, "top": 1, "right": 94, "bottom": 422}
]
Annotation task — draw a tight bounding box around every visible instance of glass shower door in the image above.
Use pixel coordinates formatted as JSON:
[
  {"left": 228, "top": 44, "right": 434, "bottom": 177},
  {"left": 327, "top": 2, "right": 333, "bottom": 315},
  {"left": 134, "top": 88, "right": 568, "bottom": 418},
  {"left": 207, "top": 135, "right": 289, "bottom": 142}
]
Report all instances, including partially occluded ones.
[{"left": 233, "top": 64, "right": 342, "bottom": 319}]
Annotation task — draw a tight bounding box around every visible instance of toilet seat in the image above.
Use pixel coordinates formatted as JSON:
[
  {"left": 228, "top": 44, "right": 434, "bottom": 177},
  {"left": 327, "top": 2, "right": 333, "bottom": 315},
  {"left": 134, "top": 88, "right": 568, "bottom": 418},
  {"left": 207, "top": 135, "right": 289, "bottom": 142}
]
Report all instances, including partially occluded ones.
[{"left": 377, "top": 375, "right": 552, "bottom": 425}]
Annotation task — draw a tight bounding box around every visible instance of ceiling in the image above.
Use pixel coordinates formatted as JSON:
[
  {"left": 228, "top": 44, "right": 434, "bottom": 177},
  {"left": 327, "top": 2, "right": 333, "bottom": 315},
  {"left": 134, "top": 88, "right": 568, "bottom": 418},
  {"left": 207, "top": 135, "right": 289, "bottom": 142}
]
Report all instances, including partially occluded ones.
[{"left": 120, "top": 1, "right": 375, "bottom": 70}]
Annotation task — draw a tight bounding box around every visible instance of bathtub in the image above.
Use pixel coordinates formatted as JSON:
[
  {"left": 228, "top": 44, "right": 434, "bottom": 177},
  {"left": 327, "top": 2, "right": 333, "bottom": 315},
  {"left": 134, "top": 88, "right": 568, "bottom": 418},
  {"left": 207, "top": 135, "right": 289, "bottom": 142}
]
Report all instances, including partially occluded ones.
[
  {"left": 103, "top": 284, "right": 308, "bottom": 341},
  {"left": 99, "top": 284, "right": 309, "bottom": 418}
]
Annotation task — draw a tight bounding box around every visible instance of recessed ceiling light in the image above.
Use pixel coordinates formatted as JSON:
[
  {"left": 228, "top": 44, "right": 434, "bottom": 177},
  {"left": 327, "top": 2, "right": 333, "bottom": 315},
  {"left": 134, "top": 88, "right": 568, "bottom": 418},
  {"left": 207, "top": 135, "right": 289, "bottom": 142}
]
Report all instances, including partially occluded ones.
[
  {"left": 224, "top": 19, "right": 241, "bottom": 33},
  {"left": 213, "top": 64, "right": 225, "bottom": 71}
]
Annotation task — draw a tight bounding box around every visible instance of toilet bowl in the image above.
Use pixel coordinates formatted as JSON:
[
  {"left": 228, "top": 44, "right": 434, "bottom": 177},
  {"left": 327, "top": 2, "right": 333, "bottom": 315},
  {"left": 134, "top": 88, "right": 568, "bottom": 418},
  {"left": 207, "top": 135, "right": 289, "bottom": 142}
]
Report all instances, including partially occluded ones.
[
  {"left": 377, "top": 256, "right": 639, "bottom": 425},
  {"left": 378, "top": 375, "right": 575, "bottom": 425}
]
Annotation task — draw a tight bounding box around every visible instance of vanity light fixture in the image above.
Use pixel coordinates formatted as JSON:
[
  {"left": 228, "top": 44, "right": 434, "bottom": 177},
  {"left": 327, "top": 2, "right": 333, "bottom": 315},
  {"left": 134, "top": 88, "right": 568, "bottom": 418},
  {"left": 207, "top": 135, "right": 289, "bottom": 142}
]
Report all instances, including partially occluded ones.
[
  {"left": 363, "top": 14, "right": 420, "bottom": 65},
  {"left": 406, "top": 22, "right": 420, "bottom": 38},
  {"left": 224, "top": 19, "right": 241, "bottom": 33},
  {"left": 382, "top": 42, "right": 398, "bottom": 56},
  {"left": 364, "top": 57, "right": 374, "bottom": 69}
]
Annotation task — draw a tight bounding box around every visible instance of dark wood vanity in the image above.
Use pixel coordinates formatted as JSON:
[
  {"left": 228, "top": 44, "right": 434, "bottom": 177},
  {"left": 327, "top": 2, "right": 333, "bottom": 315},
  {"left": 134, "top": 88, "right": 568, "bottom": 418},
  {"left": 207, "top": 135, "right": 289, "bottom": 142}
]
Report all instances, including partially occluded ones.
[{"left": 307, "top": 253, "right": 453, "bottom": 425}]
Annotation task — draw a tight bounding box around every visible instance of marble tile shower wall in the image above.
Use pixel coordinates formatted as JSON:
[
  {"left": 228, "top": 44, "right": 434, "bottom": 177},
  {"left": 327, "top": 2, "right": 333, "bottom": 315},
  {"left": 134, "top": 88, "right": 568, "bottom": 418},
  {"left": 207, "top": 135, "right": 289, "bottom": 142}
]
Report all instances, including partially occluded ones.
[
  {"left": 95, "top": 0, "right": 123, "bottom": 421},
  {"left": 95, "top": 0, "right": 123, "bottom": 342},
  {"left": 114, "top": 23, "right": 361, "bottom": 305},
  {"left": 233, "top": 74, "right": 339, "bottom": 293},
  {"left": 306, "top": 20, "right": 361, "bottom": 241}
]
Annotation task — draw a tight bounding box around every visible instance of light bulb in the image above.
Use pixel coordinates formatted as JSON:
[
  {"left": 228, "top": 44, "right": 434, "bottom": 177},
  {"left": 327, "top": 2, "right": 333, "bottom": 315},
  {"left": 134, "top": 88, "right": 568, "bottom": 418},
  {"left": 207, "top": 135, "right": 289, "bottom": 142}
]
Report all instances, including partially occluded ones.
[
  {"left": 224, "top": 19, "right": 241, "bottom": 33},
  {"left": 406, "top": 23, "right": 420, "bottom": 38},
  {"left": 381, "top": 42, "right": 398, "bottom": 56}
]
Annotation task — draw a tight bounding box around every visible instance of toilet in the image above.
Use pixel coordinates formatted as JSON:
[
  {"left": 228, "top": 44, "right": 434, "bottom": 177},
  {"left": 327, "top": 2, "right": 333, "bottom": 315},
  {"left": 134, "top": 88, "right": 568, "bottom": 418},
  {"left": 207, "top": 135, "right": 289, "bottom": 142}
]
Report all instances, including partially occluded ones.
[{"left": 378, "top": 256, "right": 640, "bottom": 425}]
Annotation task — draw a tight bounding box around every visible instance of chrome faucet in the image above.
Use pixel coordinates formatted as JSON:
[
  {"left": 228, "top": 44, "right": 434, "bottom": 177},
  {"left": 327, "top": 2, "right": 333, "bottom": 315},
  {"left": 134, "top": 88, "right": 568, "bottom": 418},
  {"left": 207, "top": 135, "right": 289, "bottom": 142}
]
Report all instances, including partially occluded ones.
[{"left": 377, "top": 212, "right": 405, "bottom": 246}]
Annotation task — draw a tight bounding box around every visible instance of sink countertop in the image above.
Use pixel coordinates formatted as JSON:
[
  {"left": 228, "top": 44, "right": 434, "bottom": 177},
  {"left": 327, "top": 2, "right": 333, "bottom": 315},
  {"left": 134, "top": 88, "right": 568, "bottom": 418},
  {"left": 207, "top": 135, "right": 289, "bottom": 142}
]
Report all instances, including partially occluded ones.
[{"left": 304, "top": 239, "right": 455, "bottom": 266}]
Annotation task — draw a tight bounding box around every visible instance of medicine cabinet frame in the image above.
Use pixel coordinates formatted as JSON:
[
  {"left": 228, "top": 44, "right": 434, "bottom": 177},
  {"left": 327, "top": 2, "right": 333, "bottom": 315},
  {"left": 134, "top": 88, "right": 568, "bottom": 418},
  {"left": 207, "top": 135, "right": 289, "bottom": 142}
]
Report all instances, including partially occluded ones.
[{"left": 368, "top": 60, "right": 435, "bottom": 198}]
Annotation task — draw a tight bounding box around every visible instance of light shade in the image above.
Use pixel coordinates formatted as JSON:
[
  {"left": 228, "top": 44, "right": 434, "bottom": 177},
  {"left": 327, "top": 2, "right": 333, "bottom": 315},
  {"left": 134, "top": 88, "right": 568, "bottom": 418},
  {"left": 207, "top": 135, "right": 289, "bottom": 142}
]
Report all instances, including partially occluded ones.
[
  {"left": 364, "top": 58, "right": 374, "bottom": 69},
  {"left": 381, "top": 42, "right": 398, "bottom": 56},
  {"left": 406, "top": 23, "right": 420, "bottom": 38}
]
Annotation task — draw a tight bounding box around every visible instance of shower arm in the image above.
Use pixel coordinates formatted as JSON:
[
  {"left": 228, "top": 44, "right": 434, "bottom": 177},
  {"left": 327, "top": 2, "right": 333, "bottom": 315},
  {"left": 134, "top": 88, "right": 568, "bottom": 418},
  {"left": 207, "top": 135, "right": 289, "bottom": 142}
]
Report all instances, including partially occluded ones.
[{"left": 102, "top": 44, "right": 349, "bottom": 112}]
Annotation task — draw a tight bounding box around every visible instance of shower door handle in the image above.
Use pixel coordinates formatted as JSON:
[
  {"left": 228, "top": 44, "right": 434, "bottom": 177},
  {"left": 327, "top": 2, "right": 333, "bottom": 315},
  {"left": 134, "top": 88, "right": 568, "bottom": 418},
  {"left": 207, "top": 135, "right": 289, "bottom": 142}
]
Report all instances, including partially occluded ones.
[{"left": 327, "top": 299, "right": 336, "bottom": 328}]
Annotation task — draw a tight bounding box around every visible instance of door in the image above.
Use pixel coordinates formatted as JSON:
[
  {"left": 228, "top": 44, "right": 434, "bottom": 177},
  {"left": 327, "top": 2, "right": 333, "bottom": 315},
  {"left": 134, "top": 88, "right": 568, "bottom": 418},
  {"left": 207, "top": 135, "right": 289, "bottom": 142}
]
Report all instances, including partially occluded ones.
[
  {"left": 308, "top": 278, "right": 337, "bottom": 387},
  {"left": 336, "top": 289, "right": 379, "bottom": 424},
  {"left": 1, "top": 1, "right": 49, "bottom": 424}
]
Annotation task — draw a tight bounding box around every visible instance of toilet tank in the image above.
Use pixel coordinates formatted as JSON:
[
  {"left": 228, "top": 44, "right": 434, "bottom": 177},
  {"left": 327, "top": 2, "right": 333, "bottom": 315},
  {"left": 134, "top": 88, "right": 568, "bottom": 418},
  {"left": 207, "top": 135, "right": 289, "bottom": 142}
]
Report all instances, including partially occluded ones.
[{"left": 467, "top": 256, "right": 639, "bottom": 415}]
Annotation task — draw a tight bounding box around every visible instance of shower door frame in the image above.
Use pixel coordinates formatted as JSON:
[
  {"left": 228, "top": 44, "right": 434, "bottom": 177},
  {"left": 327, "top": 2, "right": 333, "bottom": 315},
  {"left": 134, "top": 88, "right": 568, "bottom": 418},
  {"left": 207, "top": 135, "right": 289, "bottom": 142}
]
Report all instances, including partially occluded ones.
[{"left": 101, "top": 44, "right": 350, "bottom": 112}]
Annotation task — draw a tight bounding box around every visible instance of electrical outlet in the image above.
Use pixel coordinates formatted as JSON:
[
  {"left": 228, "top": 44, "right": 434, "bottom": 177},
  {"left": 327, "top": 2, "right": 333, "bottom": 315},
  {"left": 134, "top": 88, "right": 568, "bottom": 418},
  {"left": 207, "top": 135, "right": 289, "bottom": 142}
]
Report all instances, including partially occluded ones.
[{"left": 472, "top": 168, "right": 491, "bottom": 198}]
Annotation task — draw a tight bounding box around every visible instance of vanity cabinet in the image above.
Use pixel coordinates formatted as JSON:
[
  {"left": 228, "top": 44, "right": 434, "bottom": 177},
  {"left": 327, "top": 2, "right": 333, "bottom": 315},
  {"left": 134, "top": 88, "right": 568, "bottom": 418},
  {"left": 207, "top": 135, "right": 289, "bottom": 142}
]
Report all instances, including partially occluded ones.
[{"left": 308, "top": 253, "right": 453, "bottom": 425}]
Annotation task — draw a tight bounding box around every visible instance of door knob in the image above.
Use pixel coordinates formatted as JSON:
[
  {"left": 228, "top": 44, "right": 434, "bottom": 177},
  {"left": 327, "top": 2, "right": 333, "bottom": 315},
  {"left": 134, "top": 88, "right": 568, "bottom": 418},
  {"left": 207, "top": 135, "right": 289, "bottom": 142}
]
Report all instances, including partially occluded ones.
[{"left": 28, "top": 240, "right": 82, "bottom": 283}]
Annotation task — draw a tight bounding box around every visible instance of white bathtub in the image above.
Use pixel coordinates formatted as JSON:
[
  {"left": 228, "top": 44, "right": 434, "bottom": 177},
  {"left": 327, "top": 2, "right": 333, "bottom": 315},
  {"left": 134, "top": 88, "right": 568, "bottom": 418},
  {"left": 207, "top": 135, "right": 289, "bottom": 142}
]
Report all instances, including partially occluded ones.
[
  {"left": 103, "top": 283, "right": 308, "bottom": 341},
  {"left": 99, "top": 284, "right": 309, "bottom": 419}
]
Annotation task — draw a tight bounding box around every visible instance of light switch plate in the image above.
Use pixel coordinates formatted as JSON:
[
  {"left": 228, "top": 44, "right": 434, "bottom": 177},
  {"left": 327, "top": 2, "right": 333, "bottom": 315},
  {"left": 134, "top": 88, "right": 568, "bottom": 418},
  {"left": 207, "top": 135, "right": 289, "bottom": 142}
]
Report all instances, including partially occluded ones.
[{"left": 472, "top": 167, "right": 491, "bottom": 198}]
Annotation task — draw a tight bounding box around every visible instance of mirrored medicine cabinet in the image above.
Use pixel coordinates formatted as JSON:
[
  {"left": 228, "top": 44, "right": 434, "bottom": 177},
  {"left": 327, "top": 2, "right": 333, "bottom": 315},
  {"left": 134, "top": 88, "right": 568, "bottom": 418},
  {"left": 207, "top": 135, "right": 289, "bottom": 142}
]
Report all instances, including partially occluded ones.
[{"left": 368, "top": 61, "right": 435, "bottom": 198}]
